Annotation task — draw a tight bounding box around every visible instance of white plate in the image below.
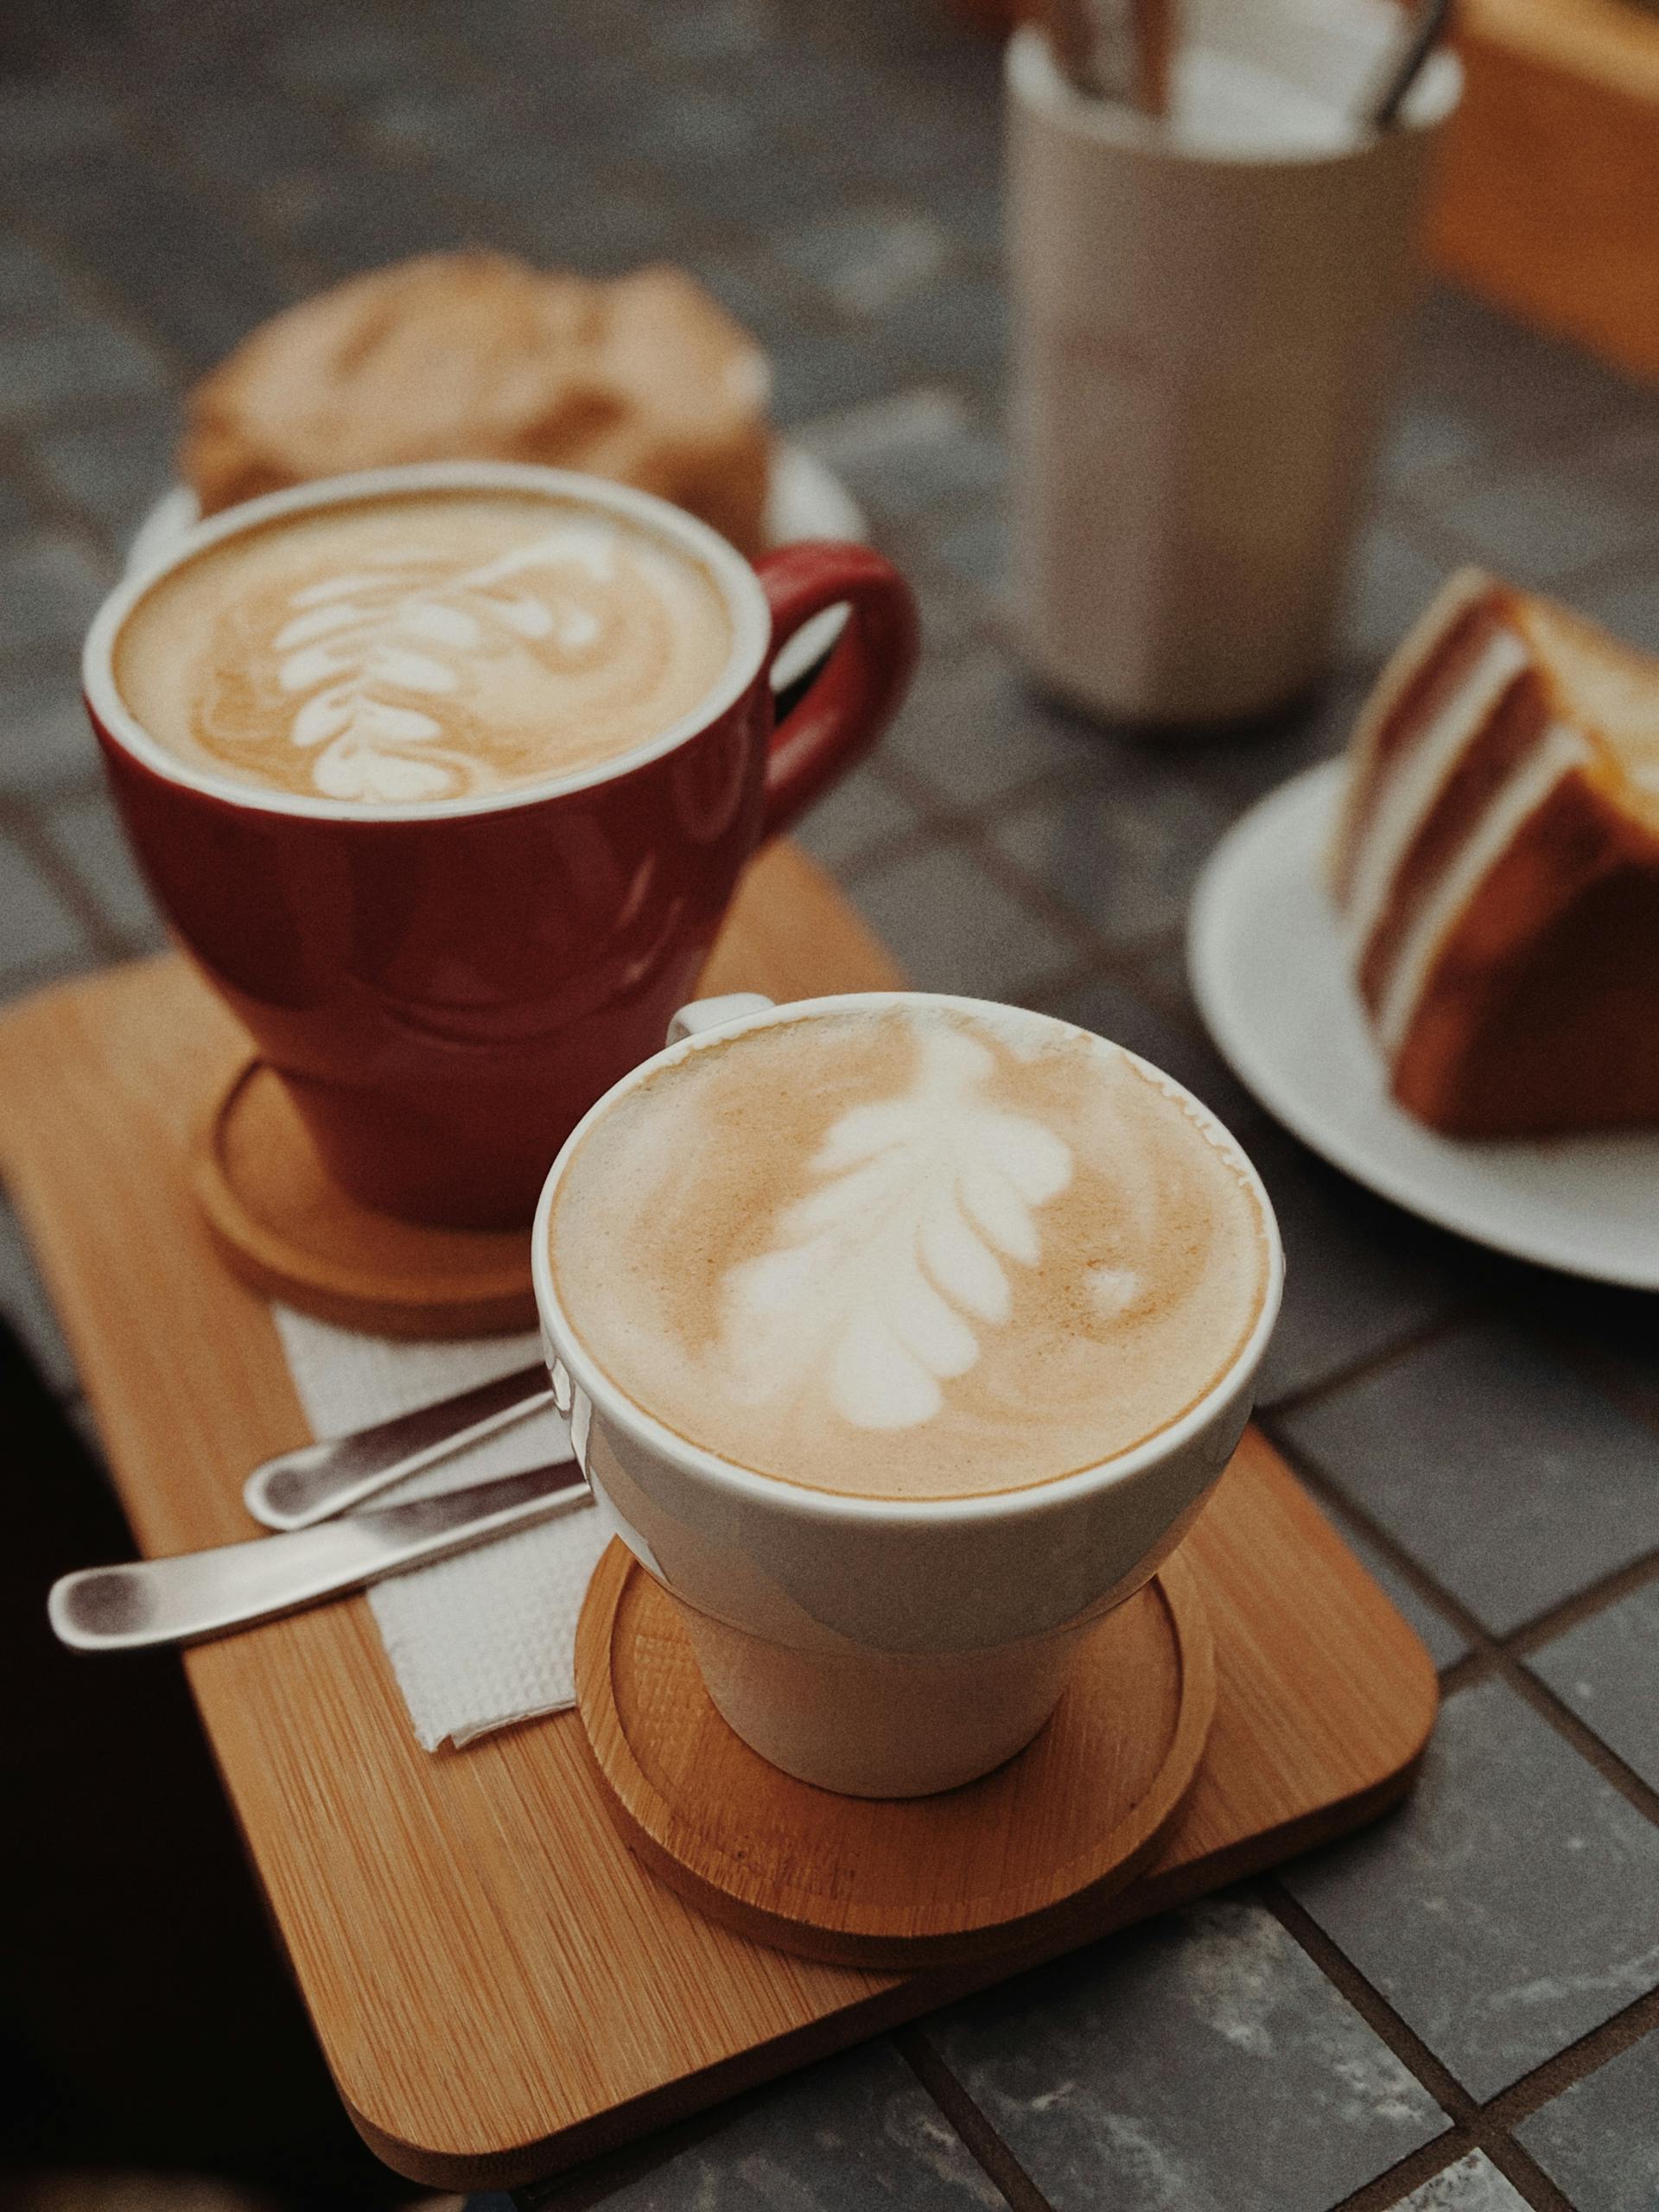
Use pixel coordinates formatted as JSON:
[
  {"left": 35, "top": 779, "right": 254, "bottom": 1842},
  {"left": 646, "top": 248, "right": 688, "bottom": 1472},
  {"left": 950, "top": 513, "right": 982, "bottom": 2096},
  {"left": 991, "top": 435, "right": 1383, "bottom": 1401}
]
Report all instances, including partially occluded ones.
[
  {"left": 124, "top": 442, "right": 868, "bottom": 694},
  {"left": 1187, "top": 760, "right": 1659, "bottom": 1288}
]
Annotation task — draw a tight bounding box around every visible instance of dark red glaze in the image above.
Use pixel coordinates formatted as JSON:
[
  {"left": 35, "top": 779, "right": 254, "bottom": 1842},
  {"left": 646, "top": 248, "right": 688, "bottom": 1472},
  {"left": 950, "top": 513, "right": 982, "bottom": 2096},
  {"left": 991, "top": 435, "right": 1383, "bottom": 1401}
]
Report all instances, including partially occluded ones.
[{"left": 91, "top": 538, "right": 918, "bottom": 1229}]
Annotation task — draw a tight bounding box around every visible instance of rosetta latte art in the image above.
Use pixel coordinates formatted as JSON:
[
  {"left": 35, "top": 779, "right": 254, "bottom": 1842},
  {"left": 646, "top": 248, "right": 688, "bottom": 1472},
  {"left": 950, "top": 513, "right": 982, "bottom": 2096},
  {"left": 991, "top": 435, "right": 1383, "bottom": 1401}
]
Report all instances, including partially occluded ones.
[
  {"left": 717, "top": 1025, "right": 1072, "bottom": 1428},
  {"left": 267, "top": 531, "right": 622, "bottom": 803},
  {"left": 114, "top": 493, "right": 734, "bottom": 804},
  {"left": 548, "top": 1002, "right": 1271, "bottom": 1500}
]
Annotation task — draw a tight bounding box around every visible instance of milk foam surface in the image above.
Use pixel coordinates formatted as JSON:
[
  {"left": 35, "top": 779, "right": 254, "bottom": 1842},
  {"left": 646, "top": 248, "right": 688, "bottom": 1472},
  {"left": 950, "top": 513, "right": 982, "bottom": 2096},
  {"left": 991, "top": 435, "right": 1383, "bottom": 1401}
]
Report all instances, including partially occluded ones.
[
  {"left": 549, "top": 1002, "right": 1269, "bottom": 1501},
  {"left": 115, "top": 491, "right": 734, "bottom": 804}
]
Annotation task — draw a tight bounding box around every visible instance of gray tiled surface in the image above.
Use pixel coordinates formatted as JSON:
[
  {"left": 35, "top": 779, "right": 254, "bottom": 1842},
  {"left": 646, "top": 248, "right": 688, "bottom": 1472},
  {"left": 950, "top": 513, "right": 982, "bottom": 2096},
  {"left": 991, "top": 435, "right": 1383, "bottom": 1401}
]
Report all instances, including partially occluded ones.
[
  {"left": 1328, "top": 1516, "right": 1472, "bottom": 1674},
  {"left": 887, "top": 645, "right": 1099, "bottom": 804},
  {"left": 28, "top": 408, "right": 184, "bottom": 543},
  {"left": 789, "top": 760, "right": 921, "bottom": 874},
  {"left": 1, "top": 2, "right": 1658, "bottom": 2208},
  {"left": 0, "top": 826, "right": 94, "bottom": 987},
  {"left": 0, "top": 531, "right": 111, "bottom": 655},
  {"left": 1515, "top": 2032, "right": 1659, "bottom": 2212},
  {"left": 40, "top": 787, "right": 165, "bottom": 948},
  {"left": 1275, "top": 1327, "right": 1659, "bottom": 1636},
  {"left": 0, "top": 656, "right": 104, "bottom": 791},
  {"left": 1389, "top": 2151, "right": 1530, "bottom": 2211},
  {"left": 931, "top": 1897, "right": 1447, "bottom": 2212},
  {"left": 1572, "top": 564, "right": 1659, "bottom": 658},
  {"left": 525, "top": 2039, "right": 1005, "bottom": 2211},
  {"left": 1285, "top": 1679, "right": 1659, "bottom": 2100},
  {"left": 1529, "top": 1582, "right": 1659, "bottom": 1795},
  {"left": 990, "top": 763, "right": 1237, "bottom": 950},
  {"left": 845, "top": 836, "right": 1076, "bottom": 1001},
  {"left": 1419, "top": 461, "right": 1655, "bottom": 588}
]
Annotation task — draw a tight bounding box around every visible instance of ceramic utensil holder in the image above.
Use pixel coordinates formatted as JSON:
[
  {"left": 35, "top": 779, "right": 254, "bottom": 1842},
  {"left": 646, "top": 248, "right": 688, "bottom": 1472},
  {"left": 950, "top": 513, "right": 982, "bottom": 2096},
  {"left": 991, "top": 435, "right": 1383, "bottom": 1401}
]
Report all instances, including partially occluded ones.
[{"left": 1007, "top": 6, "right": 1461, "bottom": 725}]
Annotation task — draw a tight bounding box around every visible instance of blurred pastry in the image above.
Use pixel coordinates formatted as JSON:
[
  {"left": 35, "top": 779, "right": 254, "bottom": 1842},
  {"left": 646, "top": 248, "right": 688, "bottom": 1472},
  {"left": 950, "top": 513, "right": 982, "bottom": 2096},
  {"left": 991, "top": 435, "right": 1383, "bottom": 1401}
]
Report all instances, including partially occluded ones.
[
  {"left": 181, "top": 251, "right": 773, "bottom": 556},
  {"left": 1329, "top": 568, "right": 1659, "bottom": 1136}
]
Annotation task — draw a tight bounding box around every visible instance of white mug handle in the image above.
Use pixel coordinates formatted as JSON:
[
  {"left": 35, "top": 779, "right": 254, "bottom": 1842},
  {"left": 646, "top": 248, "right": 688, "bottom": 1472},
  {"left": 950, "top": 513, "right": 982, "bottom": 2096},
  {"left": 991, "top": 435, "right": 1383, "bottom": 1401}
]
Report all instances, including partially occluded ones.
[{"left": 666, "top": 994, "right": 774, "bottom": 1044}]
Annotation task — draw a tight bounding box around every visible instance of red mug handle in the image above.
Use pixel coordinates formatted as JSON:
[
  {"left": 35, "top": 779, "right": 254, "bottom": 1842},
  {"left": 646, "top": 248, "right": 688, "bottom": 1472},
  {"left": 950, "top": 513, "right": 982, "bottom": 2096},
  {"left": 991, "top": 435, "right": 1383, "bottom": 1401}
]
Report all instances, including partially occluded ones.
[{"left": 753, "top": 541, "right": 920, "bottom": 842}]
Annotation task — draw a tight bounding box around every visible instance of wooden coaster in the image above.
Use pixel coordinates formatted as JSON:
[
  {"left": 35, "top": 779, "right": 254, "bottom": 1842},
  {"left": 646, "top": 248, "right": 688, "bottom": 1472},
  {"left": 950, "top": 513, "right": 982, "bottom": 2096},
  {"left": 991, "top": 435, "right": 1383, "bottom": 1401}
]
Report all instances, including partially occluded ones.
[
  {"left": 190, "top": 1057, "right": 537, "bottom": 1340},
  {"left": 575, "top": 1539, "right": 1217, "bottom": 1970}
]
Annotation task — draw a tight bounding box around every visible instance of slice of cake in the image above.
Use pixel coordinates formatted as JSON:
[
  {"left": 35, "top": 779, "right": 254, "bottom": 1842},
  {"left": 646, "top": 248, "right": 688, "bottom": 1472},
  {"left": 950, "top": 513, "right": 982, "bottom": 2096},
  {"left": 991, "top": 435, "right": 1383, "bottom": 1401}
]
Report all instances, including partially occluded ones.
[
  {"left": 180, "top": 252, "right": 773, "bottom": 556},
  {"left": 1329, "top": 568, "right": 1659, "bottom": 1136}
]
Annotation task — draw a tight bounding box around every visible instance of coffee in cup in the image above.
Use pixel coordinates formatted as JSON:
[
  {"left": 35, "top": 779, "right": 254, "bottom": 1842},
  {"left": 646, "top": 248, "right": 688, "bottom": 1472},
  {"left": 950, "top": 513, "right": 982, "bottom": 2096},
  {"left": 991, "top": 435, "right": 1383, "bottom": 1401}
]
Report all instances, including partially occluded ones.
[
  {"left": 114, "top": 489, "right": 736, "bottom": 806},
  {"left": 548, "top": 998, "right": 1270, "bottom": 1501},
  {"left": 85, "top": 463, "right": 918, "bottom": 1227},
  {"left": 535, "top": 991, "right": 1282, "bottom": 1796}
]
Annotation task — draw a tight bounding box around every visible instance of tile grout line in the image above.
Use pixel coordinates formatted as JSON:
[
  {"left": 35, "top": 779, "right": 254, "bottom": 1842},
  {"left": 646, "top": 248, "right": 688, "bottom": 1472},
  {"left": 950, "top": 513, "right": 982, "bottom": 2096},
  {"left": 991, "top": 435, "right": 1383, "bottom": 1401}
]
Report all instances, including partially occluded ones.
[
  {"left": 1276, "top": 1421, "right": 1659, "bottom": 1824},
  {"left": 1332, "top": 2134, "right": 1572, "bottom": 2212},
  {"left": 893, "top": 2026, "right": 1060, "bottom": 2212},
  {"left": 1502, "top": 1547, "right": 1659, "bottom": 1662},
  {"left": 1257, "top": 1310, "right": 1480, "bottom": 1427},
  {"left": 870, "top": 750, "right": 1200, "bottom": 978},
  {"left": 323, "top": 0, "right": 891, "bottom": 352},
  {"left": 1480, "top": 1982, "right": 1659, "bottom": 2133},
  {"left": 1263, "top": 1885, "right": 1476, "bottom": 2120},
  {"left": 1497, "top": 1662, "right": 1659, "bottom": 1829},
  {"left": 1263, "top": 1888, "right": 1576, "bottom": 2212},
  {"left": 1259, "top": 1446, "right": 1659, "bottom": 2174},
  {"left": 1380, "top": 477, "right": 1659, "bottom": 613}
]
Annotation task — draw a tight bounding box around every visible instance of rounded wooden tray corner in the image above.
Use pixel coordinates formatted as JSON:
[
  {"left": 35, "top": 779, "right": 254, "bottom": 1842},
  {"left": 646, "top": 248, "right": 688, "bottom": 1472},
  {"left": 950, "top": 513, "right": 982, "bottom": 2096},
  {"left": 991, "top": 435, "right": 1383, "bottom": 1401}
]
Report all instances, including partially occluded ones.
[
  {"left": 574, "top": 1539, "right": 1216, "bottom": 1971},
  {"left": 189, "top": 1057, "right": 537, "bottom": 1341}
]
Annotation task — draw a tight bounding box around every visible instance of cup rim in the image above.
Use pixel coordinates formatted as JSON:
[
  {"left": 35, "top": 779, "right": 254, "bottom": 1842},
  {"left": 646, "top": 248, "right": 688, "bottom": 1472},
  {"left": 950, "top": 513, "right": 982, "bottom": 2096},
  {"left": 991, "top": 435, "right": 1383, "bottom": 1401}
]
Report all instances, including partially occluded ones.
[
  {"left": 81, "top": 459, "right": 775, "bottom": 824},
  {"left": 531, "top": 989, "right": 1286, "bottom": 1529},
  {"left": 1007, "top": 19, "right": 1462, "bottom": 167}
]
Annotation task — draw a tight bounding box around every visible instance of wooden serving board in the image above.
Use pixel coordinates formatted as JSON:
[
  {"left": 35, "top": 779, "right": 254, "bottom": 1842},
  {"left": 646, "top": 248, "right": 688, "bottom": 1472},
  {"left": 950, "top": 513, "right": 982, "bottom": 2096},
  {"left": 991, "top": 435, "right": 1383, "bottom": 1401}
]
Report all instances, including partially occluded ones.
[
  {"left": 0, "top": 840, "right": 1437, "bottom": 2193},
  {"left": 574, "top": 1545, "right": 1216, "bottom": 1970}
]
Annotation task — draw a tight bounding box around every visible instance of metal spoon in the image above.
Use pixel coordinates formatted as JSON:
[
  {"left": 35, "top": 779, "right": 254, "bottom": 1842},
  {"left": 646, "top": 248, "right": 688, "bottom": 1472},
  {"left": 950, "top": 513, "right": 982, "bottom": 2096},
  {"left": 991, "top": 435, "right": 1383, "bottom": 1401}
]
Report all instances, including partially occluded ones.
[
  {"left": 50, "top": 1461, "right": 589, "bottom": 1653},
  {"left": 244, "top": 1362, "right": 558, "bottom": 1530}
]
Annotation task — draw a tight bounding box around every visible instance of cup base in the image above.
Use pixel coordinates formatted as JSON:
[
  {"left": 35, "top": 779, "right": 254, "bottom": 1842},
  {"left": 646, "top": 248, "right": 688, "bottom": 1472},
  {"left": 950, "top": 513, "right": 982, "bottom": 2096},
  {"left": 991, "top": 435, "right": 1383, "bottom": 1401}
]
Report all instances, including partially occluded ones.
[
  {"left": 572, "top": 1538, "right": 1216, "bottom": 1968},
  {"left": 1015, "top": 629, "right": 1325, "bottom": 736},
  {"left": 679, "top": 1600, "right": 1084, "bottom": 1799}
]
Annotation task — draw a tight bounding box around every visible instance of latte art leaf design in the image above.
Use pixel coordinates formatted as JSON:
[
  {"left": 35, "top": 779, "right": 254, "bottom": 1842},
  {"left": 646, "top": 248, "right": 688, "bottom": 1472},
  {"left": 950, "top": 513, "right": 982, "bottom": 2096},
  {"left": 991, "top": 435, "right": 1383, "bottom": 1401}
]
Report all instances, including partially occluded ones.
[
  {"left": 260, "top": 526, "right": 620, "bottom": 803},
  {"left": 718, "top": 1026, "right": 1074, "bottom": 1430}
]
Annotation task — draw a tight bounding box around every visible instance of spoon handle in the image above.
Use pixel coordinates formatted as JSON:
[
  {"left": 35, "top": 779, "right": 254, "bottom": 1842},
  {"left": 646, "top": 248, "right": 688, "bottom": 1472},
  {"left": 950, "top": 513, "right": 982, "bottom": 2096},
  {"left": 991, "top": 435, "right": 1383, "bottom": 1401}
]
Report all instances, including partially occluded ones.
[
  {"left": 50, "top": 1462, "right": 589, "bottom": 1652},
  {"left": 243, "top": 1362, "right": 558, "bottom": 1530}
]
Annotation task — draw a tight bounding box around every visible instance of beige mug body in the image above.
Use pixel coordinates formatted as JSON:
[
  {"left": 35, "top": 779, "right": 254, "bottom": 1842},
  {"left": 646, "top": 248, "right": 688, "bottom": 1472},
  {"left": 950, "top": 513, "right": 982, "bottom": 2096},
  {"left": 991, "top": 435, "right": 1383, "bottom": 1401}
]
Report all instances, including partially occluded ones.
[{"left": 1007, "top": 10, "right": 1462, "bottom": 725}]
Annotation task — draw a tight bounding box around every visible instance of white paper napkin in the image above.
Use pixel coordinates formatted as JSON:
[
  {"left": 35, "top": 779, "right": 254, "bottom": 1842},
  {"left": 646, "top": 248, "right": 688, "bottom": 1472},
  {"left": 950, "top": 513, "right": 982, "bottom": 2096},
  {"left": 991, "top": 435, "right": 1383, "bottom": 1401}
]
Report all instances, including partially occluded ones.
[{"left": 270, "top": 1306, "right": 613, "bottom": 1751}]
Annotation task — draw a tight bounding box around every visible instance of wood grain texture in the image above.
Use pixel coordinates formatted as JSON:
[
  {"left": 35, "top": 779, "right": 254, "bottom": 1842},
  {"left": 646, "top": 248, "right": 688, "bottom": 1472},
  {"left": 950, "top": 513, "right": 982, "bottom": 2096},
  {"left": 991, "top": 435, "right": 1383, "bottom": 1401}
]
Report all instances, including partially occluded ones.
[
  {"left": 1431, "top": 0, "right": 1659, "bottom": 380},
  {"left": 0, "top": 839, "right": 1436, "bottom": 2191},
  {"left": 574, "top": 1544, "right": 1215, "bottom": 1970}
]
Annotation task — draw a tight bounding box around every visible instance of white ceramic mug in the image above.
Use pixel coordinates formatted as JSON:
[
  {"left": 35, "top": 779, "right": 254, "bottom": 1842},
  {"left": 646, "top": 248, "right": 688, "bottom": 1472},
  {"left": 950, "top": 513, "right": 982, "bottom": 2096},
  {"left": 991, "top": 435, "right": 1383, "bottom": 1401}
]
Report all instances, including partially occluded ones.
[
  {"left": 1007, "top": 3, "right": 1462, "bottom": 725},
  {"left": 532, "top": 992, "right": 1283, "bottom": 1797}
]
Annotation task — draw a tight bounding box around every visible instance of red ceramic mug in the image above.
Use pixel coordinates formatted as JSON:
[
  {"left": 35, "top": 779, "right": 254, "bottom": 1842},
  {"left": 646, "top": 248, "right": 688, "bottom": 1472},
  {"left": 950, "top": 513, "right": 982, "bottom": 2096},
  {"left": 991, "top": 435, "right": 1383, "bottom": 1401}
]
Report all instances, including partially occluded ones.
[{"left": 83, "top": 461, "right": 918, "bottom": 1228}]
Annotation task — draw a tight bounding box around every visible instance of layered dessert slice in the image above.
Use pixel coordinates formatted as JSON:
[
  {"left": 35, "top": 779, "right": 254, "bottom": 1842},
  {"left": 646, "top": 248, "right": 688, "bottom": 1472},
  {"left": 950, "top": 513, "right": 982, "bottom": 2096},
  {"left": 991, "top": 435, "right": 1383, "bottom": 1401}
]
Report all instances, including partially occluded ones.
[{"left": 1329, "top": 569, "right": 1659, "bottom": 1136}]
